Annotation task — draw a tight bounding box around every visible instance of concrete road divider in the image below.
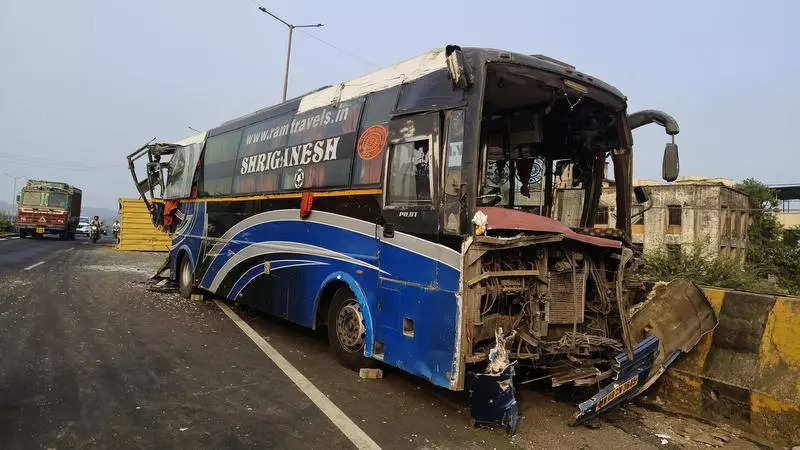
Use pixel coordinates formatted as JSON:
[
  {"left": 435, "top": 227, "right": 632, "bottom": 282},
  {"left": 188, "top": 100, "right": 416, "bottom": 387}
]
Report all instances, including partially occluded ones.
[
  {"left": 117, "top": 198, "right": 170, "bottom": 252},
  {"left": 656, "top": 287, "right": 800, "bottom": 445}
]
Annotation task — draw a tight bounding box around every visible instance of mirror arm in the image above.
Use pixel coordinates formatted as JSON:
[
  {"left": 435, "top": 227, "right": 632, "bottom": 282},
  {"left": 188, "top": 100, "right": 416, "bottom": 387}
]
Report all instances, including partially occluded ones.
[{"left": 628, "top": 110, "right": 680, "bottom": 135}]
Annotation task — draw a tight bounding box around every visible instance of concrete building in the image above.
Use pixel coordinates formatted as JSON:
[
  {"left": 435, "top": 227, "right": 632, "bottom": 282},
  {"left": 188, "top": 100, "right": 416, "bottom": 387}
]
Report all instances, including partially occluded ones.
[
  {"left": 772, "top": 184, "right": 800, "bottom": 230},
  {"left": 599, "top": 178, "right": 749, "bottom": 258}
]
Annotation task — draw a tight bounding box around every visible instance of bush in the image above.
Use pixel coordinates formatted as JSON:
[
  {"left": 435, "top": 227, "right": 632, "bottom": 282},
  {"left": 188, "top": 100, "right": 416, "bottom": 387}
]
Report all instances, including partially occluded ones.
[
  {"left": 0, "top": 214, "right": 15, "bottom": 232},
  {"left": 640, "top": 239, "right": 791, "bottom": 296}
]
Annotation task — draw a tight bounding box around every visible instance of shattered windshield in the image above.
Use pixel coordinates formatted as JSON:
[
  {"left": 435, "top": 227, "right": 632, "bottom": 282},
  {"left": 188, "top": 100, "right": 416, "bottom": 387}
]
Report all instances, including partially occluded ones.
[
  {"left": 483, "top": 157, "right": 546, "bottom": 213},
  {"left": 478, "top": 63, "right": 623, "bottom": 218}
]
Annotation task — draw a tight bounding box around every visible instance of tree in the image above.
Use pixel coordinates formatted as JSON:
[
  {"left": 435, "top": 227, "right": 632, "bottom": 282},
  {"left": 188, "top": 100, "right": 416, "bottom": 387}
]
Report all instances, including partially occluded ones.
[{"left": 735, "top": 178, "right": 800, "bottom": 294}]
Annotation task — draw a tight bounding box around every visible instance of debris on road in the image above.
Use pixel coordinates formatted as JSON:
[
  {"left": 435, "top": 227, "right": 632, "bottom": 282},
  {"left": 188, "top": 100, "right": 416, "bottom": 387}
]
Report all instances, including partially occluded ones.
[
  {"left": 359, "top": 368, "right": 383, "bottom": 379},
  {"left": 82, "top": 264, "right": 153, "bottom": 276},
  {"left": 468, "top": 362, "right": 519, "bottom": 435},
  {"left": 147, "top": 277, "right": 178, "bottom": 293},
  {"left": 573, "top": 335, "right": 670, "bottom": 424}
]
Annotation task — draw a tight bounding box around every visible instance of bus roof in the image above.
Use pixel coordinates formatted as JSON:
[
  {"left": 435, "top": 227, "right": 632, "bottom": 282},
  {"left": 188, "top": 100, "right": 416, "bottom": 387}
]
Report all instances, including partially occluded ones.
[{"left": 208, "top": 45, "right": 627, "bottom": 137}]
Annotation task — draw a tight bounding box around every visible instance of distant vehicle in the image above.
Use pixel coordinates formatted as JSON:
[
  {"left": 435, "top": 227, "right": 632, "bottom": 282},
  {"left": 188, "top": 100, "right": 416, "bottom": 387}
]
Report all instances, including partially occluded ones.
[
  {"left": 77, "top": 216, "right": 90, "bottom": 235},
  {"left": 17, "top": 180, "right": 82, "bottom": 240},
  {"left": 89, "top": 224, "right": 100, "bottom": 243},
  {"left": 89, "top": 216, "right": 101, "bottom": 243}
]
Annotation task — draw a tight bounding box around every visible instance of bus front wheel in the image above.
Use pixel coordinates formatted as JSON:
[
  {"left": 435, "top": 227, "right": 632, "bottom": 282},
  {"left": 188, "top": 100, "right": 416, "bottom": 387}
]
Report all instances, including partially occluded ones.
[{"left": 327, "top": 287, "right": 375, "bottom": 370}]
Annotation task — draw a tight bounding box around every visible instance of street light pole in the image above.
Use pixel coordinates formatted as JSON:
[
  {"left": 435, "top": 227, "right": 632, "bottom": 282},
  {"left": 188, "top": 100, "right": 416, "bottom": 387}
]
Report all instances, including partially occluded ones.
[
  {"left": 2, "top": 173, "right": 26, "bottom": 209},
  {"left": 257, "top": 7, "right": 323, "bottom": 102}
]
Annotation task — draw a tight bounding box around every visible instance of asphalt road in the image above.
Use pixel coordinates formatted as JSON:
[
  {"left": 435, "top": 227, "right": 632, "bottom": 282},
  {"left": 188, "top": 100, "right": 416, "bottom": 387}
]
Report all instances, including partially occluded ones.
[{"left": 0, "top": 238, "right": 760, "bottom": 449}]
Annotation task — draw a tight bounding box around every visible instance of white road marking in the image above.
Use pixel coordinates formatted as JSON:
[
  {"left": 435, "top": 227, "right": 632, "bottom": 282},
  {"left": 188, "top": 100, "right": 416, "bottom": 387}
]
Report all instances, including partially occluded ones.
[
  {"left": 24, "top": 261, "right": 45, "bottom": 271},
  {"left": 11, "top": 236, "right": 19, "bottom": 239},
  {"left": 0, "top": 238, "right": 5, "bottom": 241},
  {"left": 215, "top": 300, "right": 381, "bottom": 450},
  {"left": 62, "top": 247, "right": 74, "bottom": 252}
]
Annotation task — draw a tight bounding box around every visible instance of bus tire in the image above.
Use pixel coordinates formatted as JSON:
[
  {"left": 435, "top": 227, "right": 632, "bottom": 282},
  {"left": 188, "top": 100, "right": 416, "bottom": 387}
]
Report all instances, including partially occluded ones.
[
  {"left": 178, "top": 255, "right": 194, "bottom": 299},
  {"left": 327, "top": 287, "right": 375, "bottom": 371}
]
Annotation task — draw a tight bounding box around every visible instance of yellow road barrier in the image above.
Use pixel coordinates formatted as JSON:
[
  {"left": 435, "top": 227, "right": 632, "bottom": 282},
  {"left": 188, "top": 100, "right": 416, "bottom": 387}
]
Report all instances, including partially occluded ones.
[
  {"left": 116, "top": 197, "right": 170, "bottom": 252},
  {"left": 657, "top": 288, "right": 800, "bottom": 444}
]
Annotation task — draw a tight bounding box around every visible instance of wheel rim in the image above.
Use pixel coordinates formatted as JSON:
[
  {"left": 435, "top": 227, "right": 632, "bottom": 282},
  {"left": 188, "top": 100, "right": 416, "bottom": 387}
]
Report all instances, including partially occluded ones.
[
  {"left": 181, "top": 259, "right": 192, "bottom": 289},
  {"left": 336, "top": 299, "right": 365, "bottom": 352}
]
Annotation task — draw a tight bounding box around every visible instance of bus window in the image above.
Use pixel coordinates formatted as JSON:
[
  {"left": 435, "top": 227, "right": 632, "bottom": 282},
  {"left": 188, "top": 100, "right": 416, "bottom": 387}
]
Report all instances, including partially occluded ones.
[
  {"left": 233, "top": 113, "right": 291, "bottom": 195},
  {"left": 353, "top": 87, "right": 399, "bottom": 185},
  {"left": 278, "top": 98, "right": 364, "bottom": 191},
  {"left": 387, "top": 139, "right": 431, "bottom": 204},
  {"left": 443, "top": 109, "right": 464, "bottom": 233},
  {"left": 201, "top": 129, "right": 242, "bottom": 196}
]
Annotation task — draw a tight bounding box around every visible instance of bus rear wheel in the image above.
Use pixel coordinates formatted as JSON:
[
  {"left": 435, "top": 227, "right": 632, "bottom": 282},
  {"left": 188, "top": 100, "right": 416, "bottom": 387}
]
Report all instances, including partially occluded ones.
[
  {"left": 178, "top": 256, "right": 194, "bottom": 299},
  {"left": 327, "top": 287, "right": 375, "bottom": 371}
]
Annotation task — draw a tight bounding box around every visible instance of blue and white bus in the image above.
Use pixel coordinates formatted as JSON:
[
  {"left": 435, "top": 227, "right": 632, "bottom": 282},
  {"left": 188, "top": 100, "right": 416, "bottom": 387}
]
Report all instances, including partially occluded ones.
[{"left": 132, "top": 45, "right": 685, "bottom": 392}]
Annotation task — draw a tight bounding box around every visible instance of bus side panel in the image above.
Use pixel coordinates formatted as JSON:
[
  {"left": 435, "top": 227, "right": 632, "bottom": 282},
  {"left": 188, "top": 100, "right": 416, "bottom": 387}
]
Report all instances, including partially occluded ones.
[
  {"left": 375, "top": 239, "right": 462, "bottom": 389},
  {"left": 376, "top": 280, "right": 460, "bottom": 389}
]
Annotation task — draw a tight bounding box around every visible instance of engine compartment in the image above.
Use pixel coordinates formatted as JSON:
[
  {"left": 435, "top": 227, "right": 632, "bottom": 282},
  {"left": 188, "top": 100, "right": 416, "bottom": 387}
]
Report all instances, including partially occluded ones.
[{"left": 462, "top": 210, "right": 633, "bottom": 387}]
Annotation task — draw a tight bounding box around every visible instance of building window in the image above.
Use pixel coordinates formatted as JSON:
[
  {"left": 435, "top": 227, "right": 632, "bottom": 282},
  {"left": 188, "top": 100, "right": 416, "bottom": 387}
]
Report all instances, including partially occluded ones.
[
  {"left": 668, "top": 205, "right": 682, "bottom": 225},
  {"left": 667, "top": 204, "right": 682, "bottom": 234},
  {"left": 593, "top": 206, "right": 609, "bottom": 228}
]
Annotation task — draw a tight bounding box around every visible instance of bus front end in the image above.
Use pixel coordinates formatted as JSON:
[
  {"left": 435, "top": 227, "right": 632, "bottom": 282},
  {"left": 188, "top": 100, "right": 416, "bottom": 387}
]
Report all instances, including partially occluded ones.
[{"left": 450, "top": 48, "right": 715, "bottom": 423}]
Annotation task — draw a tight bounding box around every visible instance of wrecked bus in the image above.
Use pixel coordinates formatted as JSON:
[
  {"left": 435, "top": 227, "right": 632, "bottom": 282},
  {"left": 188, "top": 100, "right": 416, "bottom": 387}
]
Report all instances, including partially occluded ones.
[
  {"left": 129, "top": 46, "right": 716, "bottom": 426},
  {"left": 17, "top": 179, "right": 82, "bottom": 239}
]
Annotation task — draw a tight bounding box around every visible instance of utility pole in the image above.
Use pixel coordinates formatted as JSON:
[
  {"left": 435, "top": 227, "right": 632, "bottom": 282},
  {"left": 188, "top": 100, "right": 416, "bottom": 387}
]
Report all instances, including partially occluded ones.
[
  {"left": 2, "top": 173, "right": 26, "bottom": 210},
  {"left": 256, "top": 6, "right": 323, "bottom": 102}
]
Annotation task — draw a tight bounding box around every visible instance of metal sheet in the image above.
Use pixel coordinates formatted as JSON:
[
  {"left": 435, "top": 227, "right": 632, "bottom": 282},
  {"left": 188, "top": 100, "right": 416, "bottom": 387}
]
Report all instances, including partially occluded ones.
[
  {"left": 164, "top": 140, "right": 203, "bottom": 200},
  {"left": 477, "top": 207, "right": 622, "bottom": 249}
]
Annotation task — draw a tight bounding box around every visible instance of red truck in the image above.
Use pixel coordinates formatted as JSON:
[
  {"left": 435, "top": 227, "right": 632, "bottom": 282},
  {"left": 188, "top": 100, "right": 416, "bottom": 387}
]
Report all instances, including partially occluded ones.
[{"left": 17, "top": 180, "right": 82, "bottom": 240}]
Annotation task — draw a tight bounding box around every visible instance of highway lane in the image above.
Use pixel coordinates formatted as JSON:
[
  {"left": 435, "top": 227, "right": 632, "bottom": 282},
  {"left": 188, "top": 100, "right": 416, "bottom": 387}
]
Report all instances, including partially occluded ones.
[
  {"left": 0, "top": 244, "right": 356, "bottom": 449},
  {"left": 0, "top": 233, "right": 112, "bottom": 274}
]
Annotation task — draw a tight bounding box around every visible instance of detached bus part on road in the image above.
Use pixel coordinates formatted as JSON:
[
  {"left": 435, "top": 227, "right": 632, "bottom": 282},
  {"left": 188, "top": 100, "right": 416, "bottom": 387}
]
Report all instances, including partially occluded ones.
[
  {"left": 128, "top": 45, "right": 716, "bottom": 431},
  {"left": 16, "top": 180, "right": 82, "bottom": 240}
]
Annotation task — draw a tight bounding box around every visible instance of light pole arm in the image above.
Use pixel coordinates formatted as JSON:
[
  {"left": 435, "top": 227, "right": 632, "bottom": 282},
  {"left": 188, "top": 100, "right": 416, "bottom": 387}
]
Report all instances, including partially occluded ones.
[{"left": 255, "top": 6, "right": 323, "bottom": 102}]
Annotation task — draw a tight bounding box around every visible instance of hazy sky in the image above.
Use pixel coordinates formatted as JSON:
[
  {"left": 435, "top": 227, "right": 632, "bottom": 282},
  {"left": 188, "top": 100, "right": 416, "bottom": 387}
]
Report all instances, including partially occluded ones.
[{"left": 1, "top": 0, "right": 797, "bottom": 209}]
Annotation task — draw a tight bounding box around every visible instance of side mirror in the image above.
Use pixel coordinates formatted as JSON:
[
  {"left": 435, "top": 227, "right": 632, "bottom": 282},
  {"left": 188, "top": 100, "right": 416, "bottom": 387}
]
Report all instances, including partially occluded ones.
[
  {"left": 633, "top": 186, "right": 650, "bottom": 204},
  {"left": 662, "top": 141, "right": 679, "bottom": 182}
]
